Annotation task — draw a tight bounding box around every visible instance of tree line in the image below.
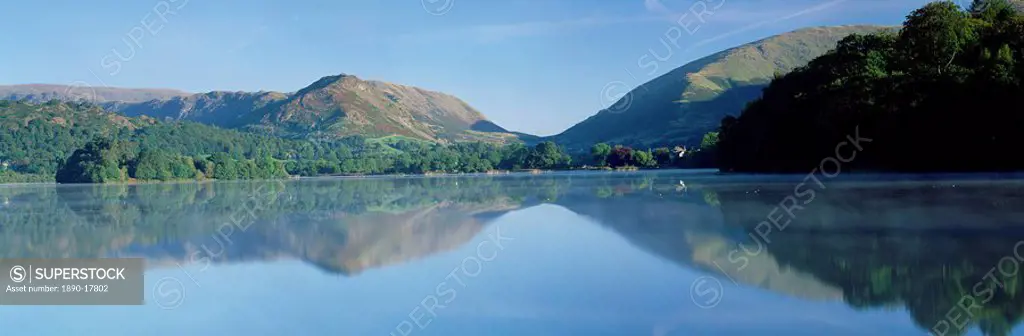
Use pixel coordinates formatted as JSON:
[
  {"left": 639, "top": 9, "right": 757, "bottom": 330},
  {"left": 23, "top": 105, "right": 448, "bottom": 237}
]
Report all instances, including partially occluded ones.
[
  {"left": 586, "top": 131, "right": 719, "bottom": 169},
  {"left": 51, "top": 136, "right": 582, "bottom": 183},
  {"left": 3, "top": 99, "right": 720, "bottom": 184},
  {"left": 54, "top": 138, "right": 290, "bottom": 183},
  {"left": 717, "top": 0, "right": 1024, "bottom": 172}
]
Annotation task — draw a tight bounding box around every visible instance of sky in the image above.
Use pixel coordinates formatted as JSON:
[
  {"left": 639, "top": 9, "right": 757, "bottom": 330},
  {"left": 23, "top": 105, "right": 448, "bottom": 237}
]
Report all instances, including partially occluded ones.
[{"left": 0, "top": 0, "right": 940, "bottom": 136}]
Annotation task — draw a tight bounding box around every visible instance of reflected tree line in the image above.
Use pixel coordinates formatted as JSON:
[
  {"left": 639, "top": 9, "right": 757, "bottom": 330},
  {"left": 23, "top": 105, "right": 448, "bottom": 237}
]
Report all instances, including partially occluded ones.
[
  {"left": 3, "top": 174, "right": 1024, "bottom": 334},
  {"left": 711, "top": 181, "right": 1024, "bottom": 336}
]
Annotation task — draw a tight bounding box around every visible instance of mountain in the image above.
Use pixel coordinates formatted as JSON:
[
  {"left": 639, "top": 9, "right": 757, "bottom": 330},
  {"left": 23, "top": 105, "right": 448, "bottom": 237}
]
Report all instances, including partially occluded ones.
[
  {"left": 115, "top": 199, "right": 516, "bottom": 276},
  {"left": 0, "top": 84, "right": 187, "bottom": 103},
  {"left": 0, "top": 75, "right": 522, "bottom": 143},
  {"left": 244, "top": 74, "right": 514, "bottom": 142},
  {"left": 552, "top": 25, "right": 892, "bottom": 149}
]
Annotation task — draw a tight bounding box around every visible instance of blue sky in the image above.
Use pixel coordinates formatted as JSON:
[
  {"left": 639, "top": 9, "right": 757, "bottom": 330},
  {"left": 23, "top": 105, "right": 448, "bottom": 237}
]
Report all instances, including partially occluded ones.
[{"left": 0, "top": 0, "right": 935, "bottom": 135}]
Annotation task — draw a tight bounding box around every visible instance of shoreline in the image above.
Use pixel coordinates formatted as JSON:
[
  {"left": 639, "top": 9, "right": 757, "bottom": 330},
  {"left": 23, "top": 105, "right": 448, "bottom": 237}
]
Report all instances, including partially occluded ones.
[
  {"left": 1, "top": 168, "right": 686, "bottom": 186},
  {"left": 9, "top": 168, "right": 1024, "bottom": 187}
]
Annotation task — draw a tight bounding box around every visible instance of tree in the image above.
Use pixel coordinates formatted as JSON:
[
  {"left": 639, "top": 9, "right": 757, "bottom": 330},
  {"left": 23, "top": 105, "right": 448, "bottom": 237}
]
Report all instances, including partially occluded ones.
[
  {"left": 701, "top": 132, "right": 720, "bottom": 150},
  {"left": 898, "top": 1, "right": 978, "bottom": 75},
  {"left": 591, "top": 143, "right": 612, "bottom": 166},
  {"left": 969, "top": 0, "right": 1018, "bottom": 21},
  {"left": 500, "top": 143, "right": 530, "bottom": 170},
  {"left": 525, "top": 141, "right": 570, "bottom": 169},
  {"left": 194, "top": 156, "right": 214, "bottom": 178},
  {"left": 607, "top": 146, "right": 634, "bottom": 168},
  {"left": 209, "top": 152, "right": 238, "bottom": 180},
  {"left": 132, "top": 148, "right": 173, "bottom": 181},
  {"left": 170, "top": 157, "right": 199, "bottom": 179},
  {"left": 633, "top": 150, "right": 657, "bottom": 168},
  {"left": 255, "top": 155, "right": 286, "bottom": 179},
  {"left": 55, "top": 138, "right": 132, "bottom": 183},
  {"left": 653, "top": 147, "right": 674, "bottom": 166}
]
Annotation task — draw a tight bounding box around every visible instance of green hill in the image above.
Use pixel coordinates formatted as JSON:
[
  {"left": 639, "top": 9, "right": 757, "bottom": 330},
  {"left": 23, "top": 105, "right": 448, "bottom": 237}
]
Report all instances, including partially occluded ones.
[
  {"left": 0, "top": 75, "right": 525, "bottom": 144},
  {"left": 0, "top": 100, "right": 575, "bottom": 183},
  {"left": 0, "top": 100, "right": 157, "bottom": 175},
  {"left": 552, "top": 25, "right": 892, "bottom": 149}
]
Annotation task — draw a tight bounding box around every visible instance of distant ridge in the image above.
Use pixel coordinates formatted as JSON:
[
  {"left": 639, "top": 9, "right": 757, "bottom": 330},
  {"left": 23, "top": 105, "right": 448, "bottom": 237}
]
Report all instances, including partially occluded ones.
[{"left": 0, "top": 84, "right": 188, "bottom": 103}]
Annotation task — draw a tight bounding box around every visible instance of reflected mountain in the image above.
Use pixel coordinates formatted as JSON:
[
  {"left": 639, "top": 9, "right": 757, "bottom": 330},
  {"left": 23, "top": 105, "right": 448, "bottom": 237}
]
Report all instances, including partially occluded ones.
[
  {"left": 0, "top": 178, "right": 533, "bottom": 275},
  {"left": 516, "top": 174, "right": 843, "bottom": 302},
  {"left": 3, "top": 173, "right": 1024, "bottom": 335},
  {"left": 544, "top": 176, "right": 846, "bottom": 301},
  {"left": 573, "top": 175, "right": 1024, "bottom": 336},
  {"left": 552, "top": 175, "right": 1024, "bottom": 336}
]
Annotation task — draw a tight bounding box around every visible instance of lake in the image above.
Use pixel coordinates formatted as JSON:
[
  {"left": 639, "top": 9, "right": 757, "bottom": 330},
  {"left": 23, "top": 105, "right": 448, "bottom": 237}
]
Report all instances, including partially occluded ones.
[{"left": 2, "top": 170, "right": 1024, "bottom": 336}]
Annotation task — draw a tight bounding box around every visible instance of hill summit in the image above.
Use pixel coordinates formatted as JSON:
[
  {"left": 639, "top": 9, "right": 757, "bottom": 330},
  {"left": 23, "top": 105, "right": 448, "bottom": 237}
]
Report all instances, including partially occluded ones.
[{"left": 249, "top": 74, "right": 502, "bottom": 141}]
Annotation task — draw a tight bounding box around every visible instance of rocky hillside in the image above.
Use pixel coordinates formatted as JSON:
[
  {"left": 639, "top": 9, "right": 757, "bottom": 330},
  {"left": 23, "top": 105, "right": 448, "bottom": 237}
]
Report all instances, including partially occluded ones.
[
  {"left": 111, "top": 90, "right": 288, "bottom": 129},
  {"left": 552, "top": 25, "right": 892, "bottom": 149}
]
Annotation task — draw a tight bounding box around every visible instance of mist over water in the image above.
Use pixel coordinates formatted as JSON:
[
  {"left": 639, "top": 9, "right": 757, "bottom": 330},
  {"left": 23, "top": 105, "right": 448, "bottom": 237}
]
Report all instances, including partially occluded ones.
[{"left": 1, "top": 171, "right": 1023, "bottom": 336}]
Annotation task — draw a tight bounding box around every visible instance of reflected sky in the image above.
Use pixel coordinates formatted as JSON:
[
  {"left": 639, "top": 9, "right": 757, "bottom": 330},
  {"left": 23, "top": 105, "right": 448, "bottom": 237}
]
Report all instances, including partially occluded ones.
[{"left": 1, "top": 171, "right": 1023, "bottom": 335}]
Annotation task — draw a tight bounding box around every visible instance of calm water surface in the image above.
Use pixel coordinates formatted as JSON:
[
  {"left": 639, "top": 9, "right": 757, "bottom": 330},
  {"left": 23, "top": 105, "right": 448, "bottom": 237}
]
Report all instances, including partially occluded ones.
[{"left": 2, "top": 170, "right": 1024, "bottom": 336}]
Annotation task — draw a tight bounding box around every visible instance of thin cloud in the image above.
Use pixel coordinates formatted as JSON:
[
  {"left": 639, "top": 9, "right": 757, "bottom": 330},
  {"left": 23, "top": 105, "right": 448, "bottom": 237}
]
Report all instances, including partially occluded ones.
[
  {"left": 689, "top": 0, "right": 850, "bottom": 48},
  {"left": 645, "top": 0, "right": 675, "bottom": 16},
  {"left": 400, "top": 16, "right": 661, "bottom": 44},
  {"left": 403, "top": 0, "right": 910, "bottom": 45},
  {"left": 775, "top": 0, "right": 849, "bottom": 22},
  {"left": 642, "top": 0, "right": 851, "bottom": 25}
]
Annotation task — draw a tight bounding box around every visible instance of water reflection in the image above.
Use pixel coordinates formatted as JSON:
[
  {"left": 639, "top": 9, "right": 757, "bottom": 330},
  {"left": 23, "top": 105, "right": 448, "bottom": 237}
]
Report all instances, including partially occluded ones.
[{"left": 1, "top": 172, "right": 1023, "bottom": 335}]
